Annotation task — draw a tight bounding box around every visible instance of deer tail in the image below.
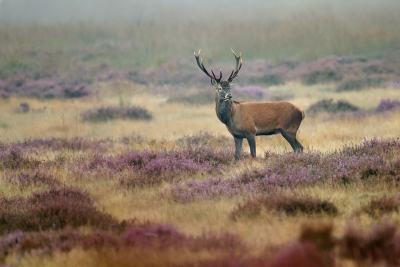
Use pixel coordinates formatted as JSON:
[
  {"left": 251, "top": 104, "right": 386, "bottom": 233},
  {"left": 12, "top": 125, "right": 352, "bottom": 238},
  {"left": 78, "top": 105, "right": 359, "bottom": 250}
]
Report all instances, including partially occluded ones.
[{"left": 301, "top": 109, "right": 306, "bottom": 121}]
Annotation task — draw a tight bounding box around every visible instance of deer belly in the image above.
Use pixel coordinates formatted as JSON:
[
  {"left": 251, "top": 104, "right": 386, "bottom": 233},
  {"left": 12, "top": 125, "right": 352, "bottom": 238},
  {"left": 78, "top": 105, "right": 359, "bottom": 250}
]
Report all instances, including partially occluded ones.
[{"left": 255, "top": 126, "right": 281, "bottom": 136}]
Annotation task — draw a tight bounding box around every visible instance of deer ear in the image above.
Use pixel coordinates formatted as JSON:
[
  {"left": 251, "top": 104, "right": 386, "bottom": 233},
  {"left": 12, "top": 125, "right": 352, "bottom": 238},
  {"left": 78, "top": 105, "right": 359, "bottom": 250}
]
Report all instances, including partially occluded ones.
[
  {"left": 211, "top": 78, "right": 218, "bottom": 87},
  {"left": 229, "top": 78, "right": 236, "bottom": 85}
]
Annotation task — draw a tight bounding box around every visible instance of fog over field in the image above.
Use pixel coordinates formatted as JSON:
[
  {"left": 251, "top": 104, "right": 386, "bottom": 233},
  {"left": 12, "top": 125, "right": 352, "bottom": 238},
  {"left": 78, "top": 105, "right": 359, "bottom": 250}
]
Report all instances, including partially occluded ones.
[{"left": 1, "top": 0, "right": 400, "bottom": 24}]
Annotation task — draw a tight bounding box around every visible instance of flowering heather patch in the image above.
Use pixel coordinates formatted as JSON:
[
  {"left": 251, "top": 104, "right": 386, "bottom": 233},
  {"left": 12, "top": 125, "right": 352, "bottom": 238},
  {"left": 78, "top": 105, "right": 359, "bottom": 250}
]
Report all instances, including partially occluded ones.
[
  {"left": 340, "top": 222, "right": 400, "bottom": 265},
  {"left": 84, "top": 146, "right": 232, "bottom": 172},
  {"left": 81, "top": 105, "right": 152, "bottom": 122},
  {"left": 0, "top": 224, "right": 246, "bottom": 264},
  {"left": 2, "top": 78, "right": 94, "bottom": 99},
  {"left": 176, "top": 131, "right": 232, "bottom": 148},
  {"left": 79, "top": 146, "right": 233, "bottom": 187},
  {"left": 166, "top": 138, "right": 400, "bottom": 202},
  {"left": 4, "top": 171, "right": 60, "bottom": 188},
  {"left": 13, "top": 137, "right": 112, "bottom": 153},
  {"left": 307, "top": 99, "right": 359, "bottom": 114},
  {"left": 199, "top": 221, "right": 400, "bottom": 266},
  {"left": 0, "top": 187, "right": 121, "bottom": 234},
  {"left": 0, "top": 145, "right": 40, "bottom": 170},
  {"left": 233, "top": 85, "right": 270, "bottom": 100},
  {"left": 197, "top": 222, "right": 335, "bottom": 267},
  {"left": 388, "top": 80, "right": 400, "bottom": 88},
  {"left": 336, "top": 77, "right": 384, "bottom": 92},
  {"left": 358, "top": 197, "right": 400, "bottom": 217},
  {"left": 297, "top": 56, "right": 343, "bottom": 85},
  {"left": 0, "top": 80, "right": 9, "bottom": 99},
  {"left": 233, "top": 85, "right": 295, "bottom": 102},
  {"left": 231, "top": 195, "right": 338, "bottom": 220},
  {"left": 375, "top": 98, "right": 400, "bottom": 112}
]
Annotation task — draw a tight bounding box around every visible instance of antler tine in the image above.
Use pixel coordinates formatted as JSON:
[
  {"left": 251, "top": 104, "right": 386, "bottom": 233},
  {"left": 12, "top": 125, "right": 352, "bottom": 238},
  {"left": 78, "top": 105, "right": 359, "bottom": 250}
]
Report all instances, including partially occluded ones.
[
  {"left": 228, "top": 49, "right": 243, "bottom": 82},
  {"left": 211, "top": 69, "right": 222, "bottom": 82},
  {"left": 194, "top": 49, "right": 222, "bottom": 82},
  {"left": 231, "top": 49, "right": 241, "bottom": 70}
]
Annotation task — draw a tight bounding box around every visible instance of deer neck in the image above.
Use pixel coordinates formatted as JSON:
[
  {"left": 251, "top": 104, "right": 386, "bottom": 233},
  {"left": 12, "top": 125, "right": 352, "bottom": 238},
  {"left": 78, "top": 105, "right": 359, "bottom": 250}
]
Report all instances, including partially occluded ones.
[{"left": 215, "top": 98, "right": 233, "bottom": 125}]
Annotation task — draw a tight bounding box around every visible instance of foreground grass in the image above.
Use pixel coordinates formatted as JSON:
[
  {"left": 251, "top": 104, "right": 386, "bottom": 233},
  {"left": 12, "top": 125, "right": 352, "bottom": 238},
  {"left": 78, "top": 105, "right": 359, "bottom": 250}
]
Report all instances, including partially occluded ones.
[
  {"left": 1, "top": 81, "right": 400, "bottom": 266},
  {"left": 2, "top": 142, "right": 400, "bottom": 266}
]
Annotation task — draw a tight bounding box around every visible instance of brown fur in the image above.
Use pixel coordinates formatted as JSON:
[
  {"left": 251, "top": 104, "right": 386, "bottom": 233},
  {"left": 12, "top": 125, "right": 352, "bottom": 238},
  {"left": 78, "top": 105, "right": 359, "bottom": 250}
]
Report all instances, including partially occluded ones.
[
  {"left": 195, "top": 49, "right": 305, "bottom": 158},
  {"left": 216, "top": 98, "right": 305, "bottom": 158}
]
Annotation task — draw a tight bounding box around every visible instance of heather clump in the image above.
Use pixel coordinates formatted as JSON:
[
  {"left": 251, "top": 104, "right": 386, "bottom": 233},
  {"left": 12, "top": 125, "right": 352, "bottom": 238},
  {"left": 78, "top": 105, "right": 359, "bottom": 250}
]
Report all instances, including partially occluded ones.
[
  {"left": 14, "top": 137, "right": 112, "bottom": 152},
  {"left": 307, "top": 99, "right": 359, "bottom": 114},
  {"left": 176, "top": 132, "right": 232, "bottom": 148},
  {"left": 200, "top": 221, "right": 400, "bottom": 266},
  {"left": 0, "top": 145, "right": 40, "bottom": 170},
  {"left": 167, "top": 177, "right": 245, "bottom": 202},
  {"left": 268, "top": 222, "right": 335, "bottom": 267},
  {"left": 269, "top": 242, "right": 334, "bottom": 267},
  {"left": 13, "top": 102, "right": 30, "bottom": 113},
  {"left": 299, "top": 56, "right": 343, "bottom": 85},
  {"left": 199, "top": 222, "right": 335, "bottom": 267},
  {"left": 80, "top": 147, "right": 232, "bottom": 187},
  {"left": 85, "top": 147, "right": 231, "bottom": 173},
  {"left": 336, "top": 77, "right": 384, "bottom": 92},
  {"left": 339, "top": 137, "right": 400, "bottom": 158},
  {"left": 375, "top": 98, "right": 400, "bottom": 113},
  {"left": 388, "top": 80, "right": 400, "bottom": 88},
  {"left": 340, "top": 222, "right": 400, "bottom": 265},
  {"left": 0, "top": 224, "right": 246, "bottom": 264},
  {"left": 81, "top": 105, "right": 152, "bottom": 122},
  {"left": 233, "top": 86, "right": 293, "bottom": 102},
  {"left": 302, "top": 69, "right": 342, "bottom": 86},
  {"left": 231, "top": 195, "right": 338, "bottom": 220},
  {"left": 359, "top": 197, "right": 400, "bottom": 217},
  {"left": 0, "top": 187, "right": 121, "bottom": 234},
  {"left": 233, "top": 85, "right": 270, "bottom": 100},
  {"left": 166, "top": 138, "right": 399, "bottom": 202},
  {"left": 3, "top": 78, "right": 94, "bottom": 99},
  {"left": 4, "top": 171, "right": 60, "bottom": 188}
]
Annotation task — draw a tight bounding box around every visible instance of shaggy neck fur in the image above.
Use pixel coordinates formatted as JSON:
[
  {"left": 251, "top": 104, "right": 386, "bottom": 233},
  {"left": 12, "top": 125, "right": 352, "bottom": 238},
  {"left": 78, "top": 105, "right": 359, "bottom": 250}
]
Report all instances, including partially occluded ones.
[{"left": 215, "top": 98, "right": 232, "bottom": 125}]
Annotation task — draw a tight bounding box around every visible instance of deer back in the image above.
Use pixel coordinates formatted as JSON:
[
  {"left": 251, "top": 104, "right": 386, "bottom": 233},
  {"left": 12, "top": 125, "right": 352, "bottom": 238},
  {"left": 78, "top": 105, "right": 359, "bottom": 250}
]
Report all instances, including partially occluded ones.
[{"left": 231, "top": 101, "right": 305, "bottom": 134}]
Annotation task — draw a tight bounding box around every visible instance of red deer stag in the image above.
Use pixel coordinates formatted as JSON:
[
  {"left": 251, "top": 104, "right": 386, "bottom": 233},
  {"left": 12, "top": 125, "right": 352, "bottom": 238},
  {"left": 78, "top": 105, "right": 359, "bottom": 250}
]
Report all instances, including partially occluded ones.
[{"left": 194, "top": 49, "right": 305, "bottom": 159}]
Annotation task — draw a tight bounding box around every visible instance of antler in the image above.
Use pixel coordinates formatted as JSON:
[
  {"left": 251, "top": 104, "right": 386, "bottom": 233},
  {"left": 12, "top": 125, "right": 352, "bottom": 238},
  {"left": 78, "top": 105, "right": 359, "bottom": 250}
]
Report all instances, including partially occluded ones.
[
  {"left": 227, "top": 49, "right": 242, "bottom": 82},
  {"left": 194, "top": 49, "right": 222, "bottom": 83}
]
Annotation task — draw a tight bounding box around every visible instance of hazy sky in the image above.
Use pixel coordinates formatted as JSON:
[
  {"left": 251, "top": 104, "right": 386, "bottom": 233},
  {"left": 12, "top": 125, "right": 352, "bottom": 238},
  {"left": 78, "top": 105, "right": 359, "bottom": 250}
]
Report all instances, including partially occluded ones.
[{"left": 1, "top": 0, "right": 399, "bottom": 25}]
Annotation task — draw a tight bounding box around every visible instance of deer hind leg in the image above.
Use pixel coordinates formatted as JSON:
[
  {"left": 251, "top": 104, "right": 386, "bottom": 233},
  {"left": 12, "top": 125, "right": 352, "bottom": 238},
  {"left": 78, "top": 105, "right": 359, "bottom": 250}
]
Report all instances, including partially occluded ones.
[
  {"left": 281, "top": 131, "right": 302, "bottom": 152},
  {"left": 247, "top": 136, "right": 256, "bottom": 158},
  {"left": 234, "top": 137, "right": 243, "bottom": 160}
]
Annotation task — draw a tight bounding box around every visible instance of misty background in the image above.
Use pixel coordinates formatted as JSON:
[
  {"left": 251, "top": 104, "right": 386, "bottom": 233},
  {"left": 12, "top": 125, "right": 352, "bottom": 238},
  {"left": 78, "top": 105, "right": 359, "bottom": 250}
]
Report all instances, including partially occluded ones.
[
  {"left": 0, "top": 0, "right": 399, "bottom": 70},
  {"left": 1, "top": 0, "right": 400, "bottom": 24}
]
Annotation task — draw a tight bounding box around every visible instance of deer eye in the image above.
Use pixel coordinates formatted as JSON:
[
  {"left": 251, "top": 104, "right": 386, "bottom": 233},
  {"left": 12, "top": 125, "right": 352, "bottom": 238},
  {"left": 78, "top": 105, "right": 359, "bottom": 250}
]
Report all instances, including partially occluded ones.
[{"left": 218, "top": 87, "right": 222, "bottom": 91}]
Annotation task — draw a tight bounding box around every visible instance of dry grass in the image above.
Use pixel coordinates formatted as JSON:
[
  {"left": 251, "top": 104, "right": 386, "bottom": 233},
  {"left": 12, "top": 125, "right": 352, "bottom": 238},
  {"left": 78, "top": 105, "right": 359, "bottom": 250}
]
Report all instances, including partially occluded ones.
[
  {"left": 2, "top": 82, "right": 400, "bottom": 153},
  {"left": 1, "top": 2, "right": 400, "bottom": 264},
  {"left": 1, "top": 68, "right": 400, "bottom": 267}
]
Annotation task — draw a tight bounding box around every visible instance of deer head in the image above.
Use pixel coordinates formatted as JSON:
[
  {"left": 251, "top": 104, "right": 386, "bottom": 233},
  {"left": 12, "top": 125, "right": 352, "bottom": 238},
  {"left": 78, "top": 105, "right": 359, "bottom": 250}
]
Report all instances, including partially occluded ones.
[{"left": 194, "top": 49, "right": 242, "bottom": 102}]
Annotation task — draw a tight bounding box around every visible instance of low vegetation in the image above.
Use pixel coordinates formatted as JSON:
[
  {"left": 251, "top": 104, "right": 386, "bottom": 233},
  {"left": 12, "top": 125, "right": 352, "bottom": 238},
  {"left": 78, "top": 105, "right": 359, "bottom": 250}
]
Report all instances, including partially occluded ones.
[
  {"left": 81, "top": 106, "right": 152, "bottom": 122},
  {"left": 1, "top": 2, "right": 400, "bottom": 264},
  {"left": 230, "top": 195, "right": 338, "bottom": 220}
]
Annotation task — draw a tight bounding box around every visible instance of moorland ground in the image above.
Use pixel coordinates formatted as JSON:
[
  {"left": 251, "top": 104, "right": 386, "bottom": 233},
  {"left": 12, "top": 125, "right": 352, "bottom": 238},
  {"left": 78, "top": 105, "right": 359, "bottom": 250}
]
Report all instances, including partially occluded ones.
[{"left": 1, "top": 1, "right": 400, "bottom": 266}]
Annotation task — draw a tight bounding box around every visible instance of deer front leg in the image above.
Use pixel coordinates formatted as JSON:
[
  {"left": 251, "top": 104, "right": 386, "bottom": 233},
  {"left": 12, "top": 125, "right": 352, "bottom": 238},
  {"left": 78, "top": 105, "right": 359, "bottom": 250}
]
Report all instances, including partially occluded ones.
[
  {"left": 234, "top": 137, "right": 243, "bottom": 160},
  {"left": 247, "top": 136, "right": 256, "bottom": 158}
]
